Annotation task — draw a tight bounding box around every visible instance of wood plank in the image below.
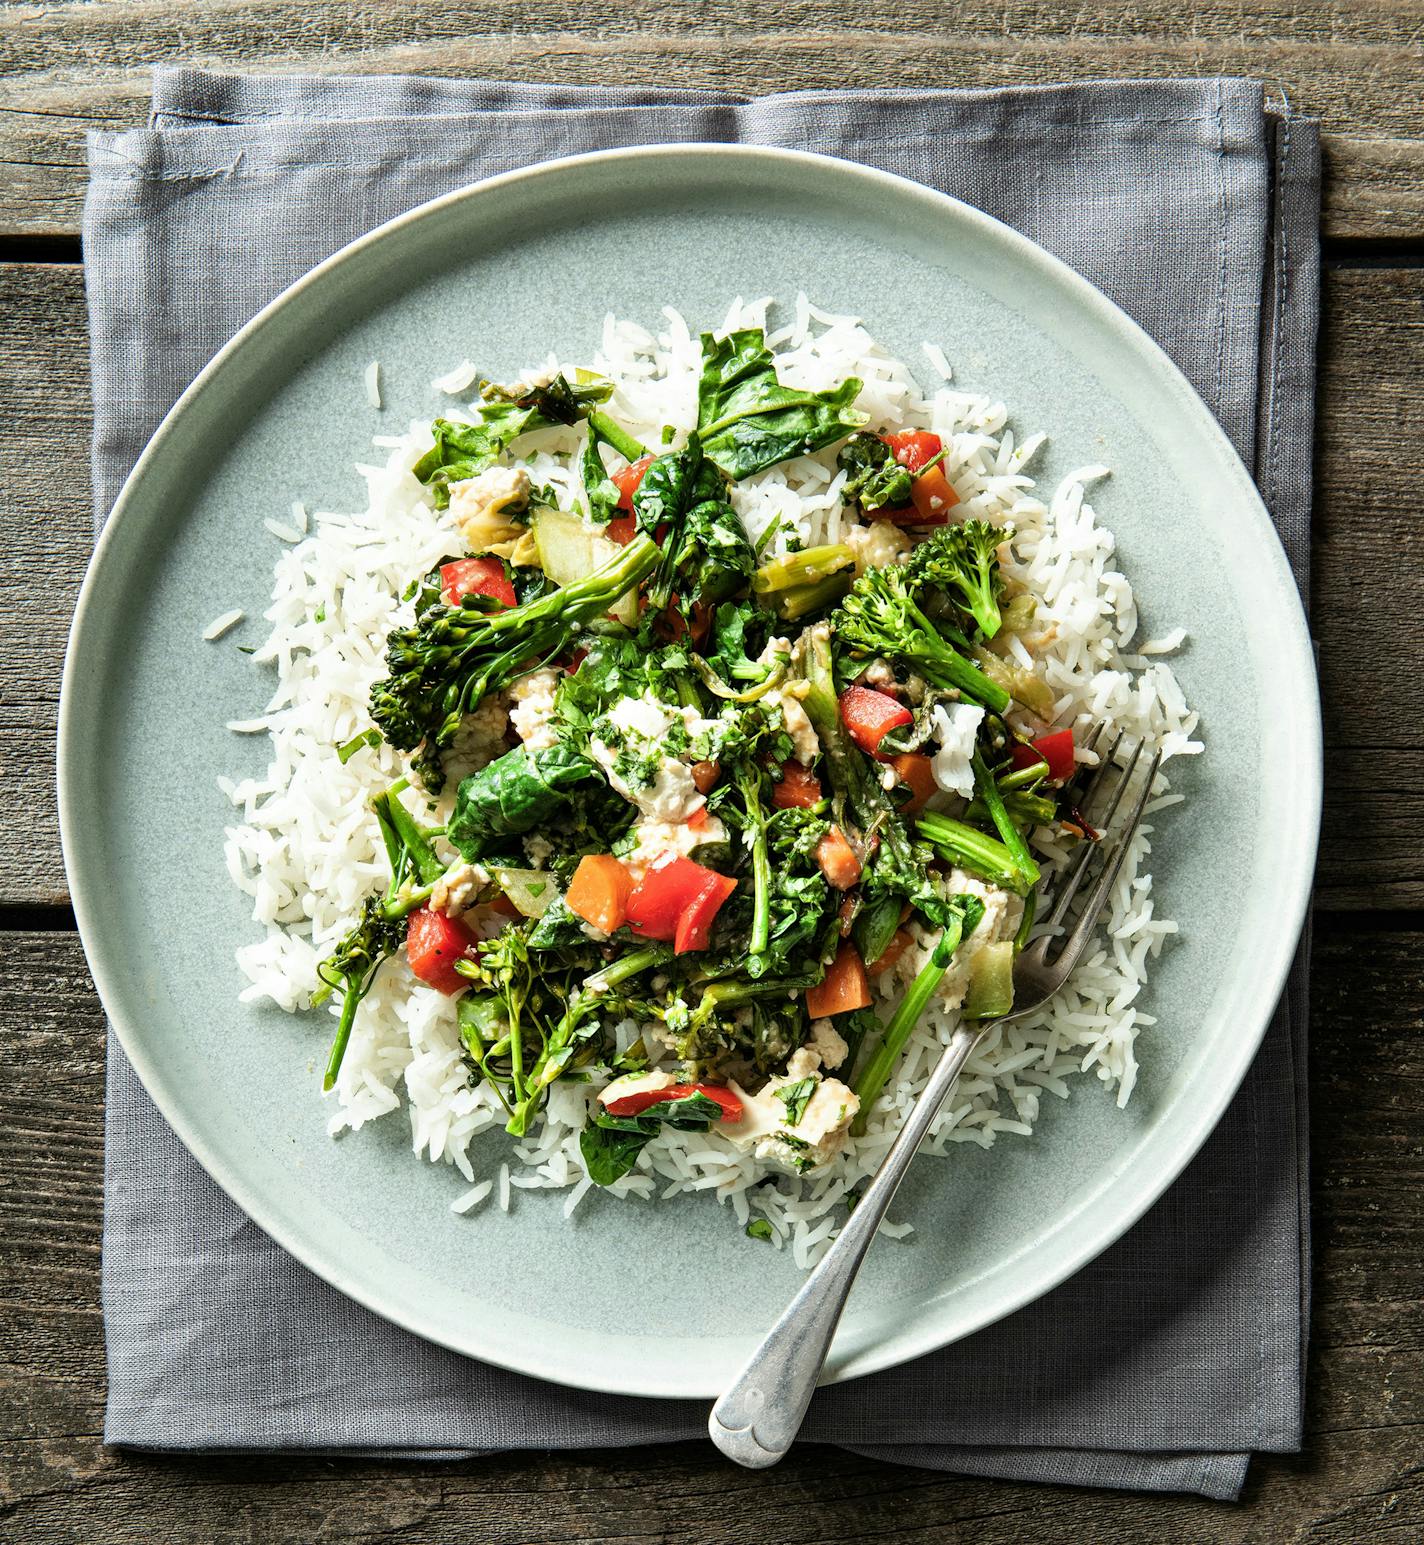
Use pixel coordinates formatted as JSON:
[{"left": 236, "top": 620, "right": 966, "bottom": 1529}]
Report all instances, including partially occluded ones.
[
  {"left": 0, "top": 925, "right": 1418, "bottom": 1540},
  {"left": 4, "top": 261, "right": 1422, "bottom": 906},
  {"left": 1, "top": 1, "right": 1423, "bottom": 238},
  {"left": 0, "top": 263, "right": 90, "bottom": 909}
]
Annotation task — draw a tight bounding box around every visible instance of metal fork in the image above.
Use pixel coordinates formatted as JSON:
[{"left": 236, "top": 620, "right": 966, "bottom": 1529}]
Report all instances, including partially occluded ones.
[{"left": 708, "top": 732, "right": 1163, "bottom": 1468}]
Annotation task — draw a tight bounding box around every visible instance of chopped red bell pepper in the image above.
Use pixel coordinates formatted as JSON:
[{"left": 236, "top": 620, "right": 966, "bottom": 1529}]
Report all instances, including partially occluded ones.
[
  {"left": 1009, "top": 729, "right": 1076, "bottom": 783},
  {"left": 406, "top": 905, "right": 476, "bottom": 995},
  {"left": 439, "top": 557, "right": 517, "bottom": 610},
  {"left": 905, "top": 464, "right": 959, "bottom": 525},
  {"left": 673, "top": 871, "right": 739, "bottom": 954},
  {"left": 603, "top": 1081, "right": 743, "bottom": 1122},
  {"left": 625, "top": 856, "right": 736, "bottom": 944},
  {"left": 613, "top": 453, "right": 656, "bottom": 512},
  {"left": 839, "top": 685, "right": 913, "bottom": 758},
  {"left": 884, "top": 429, "right": 943, "bottom": 474}
]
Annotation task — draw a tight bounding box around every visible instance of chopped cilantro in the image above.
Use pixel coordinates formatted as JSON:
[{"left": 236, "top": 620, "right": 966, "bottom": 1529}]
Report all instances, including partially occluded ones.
[
  {"left": 775, "top": 1076, "right": 817, "bottom": 1127},
  {"left": 745, "top": 1218, "right": 775, "bottom": 1243}
]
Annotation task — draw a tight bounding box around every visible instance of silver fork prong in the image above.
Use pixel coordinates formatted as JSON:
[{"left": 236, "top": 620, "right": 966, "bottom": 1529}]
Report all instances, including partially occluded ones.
[
  {"left": 1051, "top": 751, "right": 1162, "bottom": 975},
  {"left": 1040, "top": 734, "right": 1140, "bottom": 930}
]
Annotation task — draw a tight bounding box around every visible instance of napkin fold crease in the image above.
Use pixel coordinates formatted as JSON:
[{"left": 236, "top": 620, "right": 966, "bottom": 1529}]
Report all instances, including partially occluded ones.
[{"left": 86, "top": 67, "right": 1319, "bottom": 1502}]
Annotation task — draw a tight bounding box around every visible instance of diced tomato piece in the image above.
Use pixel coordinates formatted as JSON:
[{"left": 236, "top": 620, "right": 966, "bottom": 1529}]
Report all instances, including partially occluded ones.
[
  {"left": 440, "top": 557, "right": 517, "bottom": 610},
  {"left": 868, "top": 927, "right": 916, "bottom": 977},
  {"left": 839, "top": 685, "right": 913, "bottom": 758},
  {"left": 564, "top": 854, "right": 634, "bottom": 935},
  {"left": 626, "top": 856, "right": 732, "bottom": 943},
  {"left": 889, "top": 752, "right": 937, "bottom": 816},
  {"left": 1009, "top": 728, "right": 1076, "bottom": 783},
  {"left": 613, "top": 453, "right": 656, "bottom": 512},
  {"left": 604, "top": 514, "right": 636, "bottom": 545},
  {"left": 884, "top": 429, "right": 943, "bottom": 474},
  {"left": 805, "top": 940, "right": 873, "bottom": 1019},
  {"left": 686, "top": 805, "right": 710, "bottom": 831},
  {"left": 603, "top": 1081, "right": 743, "bottom": 1123},
  {"left": 815, "top": 826, "right": 863, "bottom": 891},
  {"left": 772, "top": 759, "right": 823, "bottom": 810},
  {"left": 673, "top": 871, "right": 739, "bottom": 954},
  {"left": 406, "top": 906, "right": 476, "bottom": 995}
]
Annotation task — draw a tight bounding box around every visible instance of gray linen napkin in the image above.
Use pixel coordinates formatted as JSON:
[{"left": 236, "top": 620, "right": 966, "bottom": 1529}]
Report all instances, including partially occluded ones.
[{"left": 86, "top": 68, "right": 1319, "bottom": 1501}]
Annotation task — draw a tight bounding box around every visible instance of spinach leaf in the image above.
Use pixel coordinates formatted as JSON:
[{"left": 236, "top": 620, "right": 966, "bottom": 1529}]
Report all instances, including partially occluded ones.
[
  {"left": 836, "top": 430, "right": 913, "bottom": 512},
  {"left": 696, "top": 329, "right": 868, "bottom": 479},
  {"left": 579, "top": 1123, "right": 652, "bottom": 1186},
  {"left": 413, "top": 373, "right": 612, "bottom": 508},
  {"left": 448, "top": 744, "right": 617, "bottom": 860},
  {"left": 526, "top": 894, "right": 594, "bottom": 952},
  {"left": 776, "top": 1076, "right": 817, "bottom": 1127},
  {"left": 580, "top": 1090, "right": 725, "bottom": 1186},
  {"left": 632, "top": 436, "right": 755, "bottom": 616},
  {"left": 411, "top": 408, "right": 540, "bottom": 509}
]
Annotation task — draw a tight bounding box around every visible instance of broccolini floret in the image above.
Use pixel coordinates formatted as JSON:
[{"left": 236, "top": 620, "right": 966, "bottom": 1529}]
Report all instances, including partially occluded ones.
[{"left": 833, "top": 528, "right": 1011, "bottom": 712}]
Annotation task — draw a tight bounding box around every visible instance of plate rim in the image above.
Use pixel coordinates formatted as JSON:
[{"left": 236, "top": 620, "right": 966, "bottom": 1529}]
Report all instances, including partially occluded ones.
[{"left": 59, "top": 141, "right": 1322, "bottom": 1397}]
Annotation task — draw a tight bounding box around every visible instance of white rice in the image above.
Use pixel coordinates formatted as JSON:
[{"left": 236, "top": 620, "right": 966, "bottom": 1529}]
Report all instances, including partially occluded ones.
[
  {"left": 221, "top": 295, "right": 1200, "bottom": 1266},
  {"left": 203, "top": 608, "right": 243, "bottom": 641}
]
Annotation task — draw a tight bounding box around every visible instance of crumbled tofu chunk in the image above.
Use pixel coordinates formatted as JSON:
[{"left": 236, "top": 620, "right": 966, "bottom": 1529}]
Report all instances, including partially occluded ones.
[
  {"left": 727, "top": 1062, "right": 861, "bottom": 1173},
  {"left": 887, "top": 868, "right": 1022, "bottom": 1011},
  {"left": 807, "top": 1018, "right": 849, "bottom": 1071},
  {"left": 844, "top": 519, "right": 912, "bottom": 576},
  {"left": 624, "top": 811, "right": 727, "bottom": 877},
  {"left": 448, "top": 464, "right": 531, "bottom": 554},
  {"left": 508, "top": 667, "right": 562, "bottom": 753},
  {"left": 430, "top": 859, "right": 489, "bottom": 917},
  {"left": 765, "top": 687, "right": 820, "bottom": 765}
]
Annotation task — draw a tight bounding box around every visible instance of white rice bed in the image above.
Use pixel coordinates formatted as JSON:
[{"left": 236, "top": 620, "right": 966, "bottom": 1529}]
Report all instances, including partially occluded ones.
[{"left": 220, "top": 294, "right": 1201, "bottom": 1268}]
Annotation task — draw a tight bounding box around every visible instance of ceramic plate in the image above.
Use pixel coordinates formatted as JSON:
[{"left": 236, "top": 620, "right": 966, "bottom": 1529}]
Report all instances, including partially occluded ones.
[{"left": 59, "top": 146, "right": 1320, "bottom": 1397}]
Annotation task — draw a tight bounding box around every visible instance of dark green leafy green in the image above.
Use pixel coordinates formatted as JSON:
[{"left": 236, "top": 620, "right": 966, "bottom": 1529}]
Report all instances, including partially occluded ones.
[
  {"left": 448, "top": 744, "right": 628, "bottom": 860},
  {"left": 580, "top": 1090, "right": 725, "bottom": 1185},
  {"left": 696, "top": 330, "right": 868, "bottom": 479},
  {"left": 837, "top": 430, "right": 913, "bottom": 511}
]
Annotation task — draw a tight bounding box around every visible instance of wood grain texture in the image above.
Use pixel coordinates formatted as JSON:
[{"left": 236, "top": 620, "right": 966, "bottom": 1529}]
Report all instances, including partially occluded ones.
[
  {"left": 3, "top": 262, "right": 1421, "bottom": 906},
  {"left": 1, "top": 0, "right": 1423, "bottom": 237},
  {"left": 0, "top": 926, "right": 1418, "bottom": 1542}
]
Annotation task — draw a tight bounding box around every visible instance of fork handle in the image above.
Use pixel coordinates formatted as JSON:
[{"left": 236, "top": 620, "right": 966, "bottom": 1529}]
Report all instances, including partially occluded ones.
[{"left": 708, "top": 1024, "right": 982, "bottom": 1468}]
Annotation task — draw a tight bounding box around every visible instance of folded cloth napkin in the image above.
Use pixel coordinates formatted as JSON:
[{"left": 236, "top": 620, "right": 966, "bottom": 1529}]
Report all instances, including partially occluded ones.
[{"left": 86, "top": 68, "right": 1318, "bottom": 1500}]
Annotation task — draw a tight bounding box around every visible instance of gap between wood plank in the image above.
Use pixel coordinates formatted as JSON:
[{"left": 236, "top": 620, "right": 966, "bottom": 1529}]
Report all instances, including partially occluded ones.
[{"left": 3, "top": 233, "right": 1423, "bottom": 267}]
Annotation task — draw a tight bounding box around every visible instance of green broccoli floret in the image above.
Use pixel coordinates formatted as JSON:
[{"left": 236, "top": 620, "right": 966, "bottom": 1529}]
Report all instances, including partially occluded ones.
[
  {"left": 909, "top": 518, "right": 1006, "bottom": 639},
  {"left": 833, "top": 537, "right": 1011, "bottom": 712}
]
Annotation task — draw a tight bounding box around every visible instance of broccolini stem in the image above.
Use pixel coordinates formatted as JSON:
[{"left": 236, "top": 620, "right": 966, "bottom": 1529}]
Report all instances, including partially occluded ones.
[
  {"left": 774, "top": 571, "right": 854, "bottom": 621},
  {"left": 851, "top": 910, "right": 969, "bottom": 1133},
  {"left": 587, "top": 410, "right": 645, "bottom": 464},
  {"left": 916, "top": 812, "right": 1034, "bottom": 895},
  {"left": 998, "top": 761, "right": 1048, "bottom": 792},
  {"left": 753, "top": 545, "right": 855, "bottom": 597},
  {"left": 970, "top": 752, "right": 1041, "bottom": 893},
  {"left": 375, "top": 789, "right": 445, "bottom": 885},
  {"left": 740, "top": 770, "right": 773, "bottom": 971},
  {"left": 322, "top": 985, "right": 363, "bottom": 1093}
]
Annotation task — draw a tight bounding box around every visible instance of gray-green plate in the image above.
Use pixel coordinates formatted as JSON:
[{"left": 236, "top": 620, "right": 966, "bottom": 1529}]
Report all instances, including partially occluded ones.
[{"left": 59, "top": 146, "right": 1320, "bottom": 1398}]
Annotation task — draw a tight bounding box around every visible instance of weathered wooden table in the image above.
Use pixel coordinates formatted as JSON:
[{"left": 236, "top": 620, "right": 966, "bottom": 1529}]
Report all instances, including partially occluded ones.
[{"left": 2, "top": 5, "right": 1420, "bottom": 1540}]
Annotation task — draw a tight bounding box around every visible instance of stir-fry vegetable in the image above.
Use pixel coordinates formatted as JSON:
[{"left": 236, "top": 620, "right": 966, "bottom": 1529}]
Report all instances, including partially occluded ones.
[{"left": 311, "top": 324, "right": 1089, "bottom": 1186}]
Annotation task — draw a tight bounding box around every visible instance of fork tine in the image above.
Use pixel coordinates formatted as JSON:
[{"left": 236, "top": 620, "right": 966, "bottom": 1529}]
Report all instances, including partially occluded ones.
[
  {"left": 1040, "top": 735, "right": 1140, "bottom": 930},
  {"left": 1051, "top": 750, "right": 1162, "bottom": 970}
]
